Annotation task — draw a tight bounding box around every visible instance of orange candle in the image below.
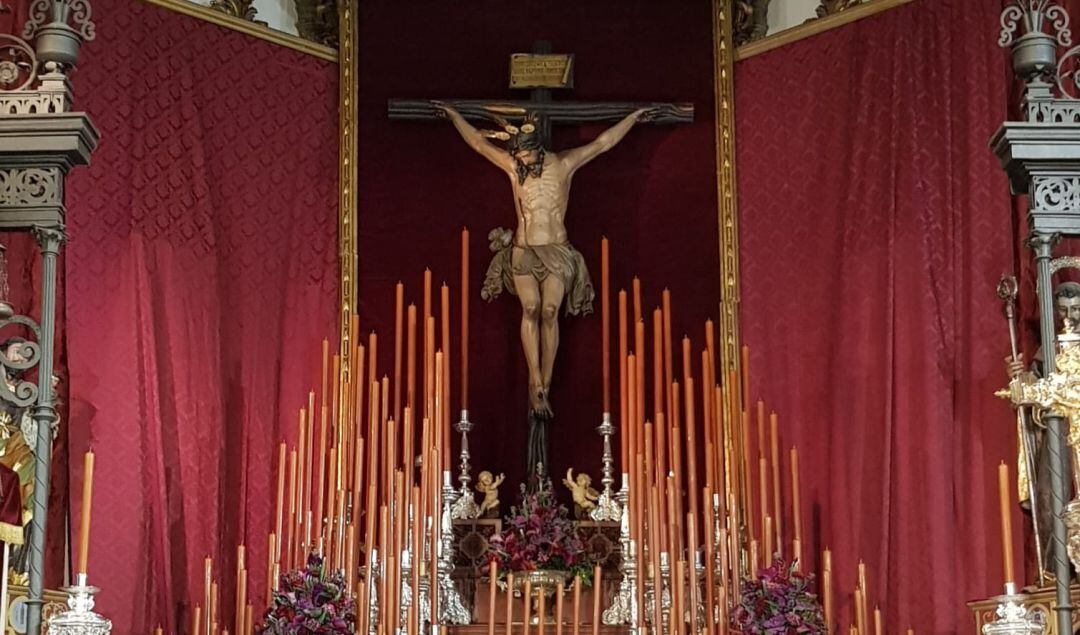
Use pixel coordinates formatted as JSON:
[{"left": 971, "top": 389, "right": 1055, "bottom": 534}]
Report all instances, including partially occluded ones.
[
  {"left": 618, "top": 290, "right": 628, "bottom": 469},
  {"left": 538, "top": 588, "right": 546, "bottom": 635},
  {"left": 572, "top": 576, "right": 581, "bottom": 635},
  {"left": 523, "top": 580, "right": 532, "bottom": 635},
  {"left": 441, "top": 283, "right": 453, "bottom": 451},
  {"left": 462, "top": 228, "right": 471, "bottom": 411},
  {"left": 855, "top": 588, "right": 866, "bottom": 633},
  {"left": 874, "top": 607, "right": 883, "bottom": 635},
  {"left": 192, "top": 606, "right": 202, "bottom": 635},
  {"left": 999, "top": 461, "right": 1016, "bottom": 584},
  {"left": 740, "top": 345, "right": 750, "bottom": 410},
  {"left": 234, "top": 568, "right": 247, "bottom": 635},
  {"left": 556, "top": 582, "right": 565, "bottom": 635},
  {"left": 749, "top": 540, "right": 759, "bottom": 578},
  {"left": 632, "top": 277, "right": 642, "bottom": 325},
  {"left": 791, "top": 447, "right": 802, "bottom": 542},
  {"left": 601, "top": 237, "right": 611, "bottom": 413},
  {"left": 759, "top": 457, "right": 768, "bottom": 548},
  {"left": 76, "top": 449, "right": 95, "bottom": 575},
  {"left": 684, "top": 377, "right": 700, "bottom": 543},
  {"left": 653, "top": 308, "right": 664, "bottom": 417},
  {"left": 407, "top": 304, "right": 417, "bottom": 418},
  {"left": 267, "top": 533, "right": 277, "bottom": 603},
  {"left": 591, "top": 565, "right": 602, "bottom": 635},
  {"left": 662, "top": 290, "right": 674, "bottom": 422},
  {"left": 394, "top": 281, "right": 404, "bottom": 425},
  {"left": 763, "top": 516, "right": 773, "bottom": 567},
  {"left": 274, "top": 442, "right": 286, "bottom": 560},
  {"left": 487, "top": 560, "right": 498, "bottom": 635},
  {"left": 505, "top": 573, "right": 515, "bottom": 635},
  {"left": 770, "top": 412, "right": 782, "bottom": 557}
]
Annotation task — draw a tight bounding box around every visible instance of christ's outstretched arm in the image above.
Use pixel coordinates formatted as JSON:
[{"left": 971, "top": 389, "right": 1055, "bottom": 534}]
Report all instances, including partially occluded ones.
[
  {"left": 435, "top": 103, "right": 514, "bottom": 173},
  {"left": 560, "top": 108, "right": 652, "bottom": 173}
]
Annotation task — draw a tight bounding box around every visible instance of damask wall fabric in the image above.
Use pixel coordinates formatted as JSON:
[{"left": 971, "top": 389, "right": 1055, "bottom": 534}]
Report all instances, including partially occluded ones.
[
  {"left": 63, "top": 0, "right": 339, "bottom": 631},
  {"left": 736, "top": 0, "right": 1013, "bottom": 631}
]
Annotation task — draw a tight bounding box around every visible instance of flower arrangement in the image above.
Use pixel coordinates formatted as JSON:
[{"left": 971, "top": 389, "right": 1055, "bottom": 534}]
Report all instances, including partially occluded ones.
[
  {"left": 488, "top": 478, "right": 594, "bottom": 582},
  {"left": 256, "top": 554, "right": 357, "bottom": 634},
  {"left": 731, "top": 558, "right": 826, "bottom": 634}
]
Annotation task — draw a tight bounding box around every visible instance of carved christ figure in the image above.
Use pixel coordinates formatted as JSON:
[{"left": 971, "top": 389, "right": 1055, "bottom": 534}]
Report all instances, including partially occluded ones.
[{"left": 436, "top": 103, "right": 651, "bottom": 417}]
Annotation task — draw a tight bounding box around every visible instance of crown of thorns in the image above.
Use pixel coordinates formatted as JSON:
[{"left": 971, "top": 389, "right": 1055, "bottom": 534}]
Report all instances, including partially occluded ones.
[{"left": 481, "top": 113, "right": 542, "bottom": 151}]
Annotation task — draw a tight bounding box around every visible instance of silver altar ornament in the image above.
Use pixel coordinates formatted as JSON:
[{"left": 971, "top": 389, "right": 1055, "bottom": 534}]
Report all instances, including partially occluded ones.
[
  {"left": 450, "top": 410, "right": 480, "bottom": 521},
  {"left": 590, "top": 412, "right": 621, "bottom": 523},
  {"left": 437, "top": 471, "right": 470, "bottom": 625},
  {"left": 46, "top": 573, "right": 112, "bottom": 635},
  {"left": 982, "top": 583, "right": 1046, "bottom": 635}
]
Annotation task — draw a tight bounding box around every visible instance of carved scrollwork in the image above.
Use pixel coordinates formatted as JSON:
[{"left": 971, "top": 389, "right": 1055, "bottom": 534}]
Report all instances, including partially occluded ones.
[
  {"left": 0, "top": 168, "right": 61, "bottom": 207},
  {"left": 23, "top": 0, "right": 95, "bottom": 42},
  {"left": 0, "top": 35, "right": 37, "bottom": 93},
  {"left": 813, "top": 0, "right": 866, "bottom": 19},
  {"left": 0, "top": 315, "right": 43, "bottom": 410},
  {"left": 208, "top": 0, "right": 258, "bottom": 22},
  {"left": 1033, "top": 176, "right": 1080, "bottom": 213},
  {"left": 1000, "top": 1, "right": 1073, "bottom": 48}
]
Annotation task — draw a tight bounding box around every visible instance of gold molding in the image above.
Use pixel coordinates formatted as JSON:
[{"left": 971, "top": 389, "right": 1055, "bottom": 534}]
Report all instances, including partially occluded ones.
[
  {"left": 713, "top": 0, "right": 742, "bottom": 384},
  {"left": 138, "top": 0, "right": 338, "bottom": 63},
  {"left": 336, "top": 0, "right": 357, "bottom": 386},
  {"left": 735, "top": 0, "right": 916, "bottom": 61}
]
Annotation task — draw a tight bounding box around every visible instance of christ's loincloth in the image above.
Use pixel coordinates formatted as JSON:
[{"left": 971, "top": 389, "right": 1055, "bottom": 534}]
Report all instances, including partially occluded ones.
[{"left": 482, "top": 238, "right": 595, "bottom": 316}]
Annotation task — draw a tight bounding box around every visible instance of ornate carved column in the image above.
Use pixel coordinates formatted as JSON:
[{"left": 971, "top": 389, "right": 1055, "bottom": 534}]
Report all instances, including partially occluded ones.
[
  {"left": 993, "top": 3, "right": 1080, "bottom": 633},
  {"left": 0, "top": 2, "right": 98, "bottom": 633}
]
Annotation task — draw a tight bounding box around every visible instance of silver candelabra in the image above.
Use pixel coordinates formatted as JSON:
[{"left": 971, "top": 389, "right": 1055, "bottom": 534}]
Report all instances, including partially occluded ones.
[{"left": 46, "top": 573, "right": 112, "bottom": 635}]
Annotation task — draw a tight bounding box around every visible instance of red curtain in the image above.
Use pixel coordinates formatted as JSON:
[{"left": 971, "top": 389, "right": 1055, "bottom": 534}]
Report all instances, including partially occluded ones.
[
  {"left": 63, "top": 1, "right": 340, "bottom": 632},
  {"left": 735, "top": 0, "right": 1014, "bottom": 632}
]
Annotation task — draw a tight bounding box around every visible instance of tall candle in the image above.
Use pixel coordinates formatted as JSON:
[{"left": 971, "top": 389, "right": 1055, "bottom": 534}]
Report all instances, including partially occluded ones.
[
  {"left": 791, "top": 447, "right": 802, "bottom": 542},
  {"left": 572, "top": 575, "right": 581, "bottom": 635},
  {"left": 770, "top": 412, "right": 782, "bottom": 557},
  {"left": 999, "top": 461, "right": 1016, "bottom": 584},
  {"left": 461, "top": 228, "right": 470, "bottom": 411},
  {"left": 653, "top": 308, "right": 664, "bottom": 418},
  {"left": 632, "top": 277, "right": 642, "bottom": 325},
  {"left": 555, "top": 582, "right": 565, "bottom": 635},
  {"left": 394, "top": 282, "right": 404, "bottom": 425},
  {"left": 407, "top": 304, "right": 417, "bottom": 417},
  {"left": 740, "top": 345, "right": 750, "bottom": 409},
  {"left": 76, "top": 449, "right": 95, "bottom": 575},
  {"left": 487, "top": 560, "right": 498, "bottom": 635},
  {"left": 274, "top": 443, "right": 286, "bottom": 560},
  {"left": 591, "top": 565, "right": 602, "bottom": 635},
  {"left": 618, "top": 290, "right": 628, "bottom": 469},
  {"left": 601, "top": 237, "right": 611, "bottom": 414},
  {"left": 522, "top": 580, "right": 532, "bottom": 635},
  {"left": 662, "top": 290, "right": 674, "bottom": 422}
]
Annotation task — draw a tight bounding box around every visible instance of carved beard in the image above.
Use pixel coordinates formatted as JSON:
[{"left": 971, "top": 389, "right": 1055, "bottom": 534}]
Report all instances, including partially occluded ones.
[{"left": 514, "top": 148, "right": 545, "bottom": 185}]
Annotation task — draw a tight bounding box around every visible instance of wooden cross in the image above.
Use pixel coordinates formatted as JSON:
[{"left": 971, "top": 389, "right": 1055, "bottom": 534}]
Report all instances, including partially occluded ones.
[{"left": 388, "top": 41, "right": 693, "bottom": 148}]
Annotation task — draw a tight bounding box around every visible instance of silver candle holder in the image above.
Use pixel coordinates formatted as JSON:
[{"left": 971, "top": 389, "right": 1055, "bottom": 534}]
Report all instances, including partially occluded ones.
[
  {"left": 450, "top": 411, "right": 480, "bottom": 520},
  {"left": 46, "top": 573, "right": 112, "bottom": 635},
  {"left": 591, "top": 412, "right": 621, "bottom": 522},
  {"left": 603, "top": 476, "right": 638, "bottom": 632},
  {"left": 438, "top": 471, "right": 470, "bottom": 625},
  {"left": 981, "top": 583, "right": 1045, "bottom": 635}
]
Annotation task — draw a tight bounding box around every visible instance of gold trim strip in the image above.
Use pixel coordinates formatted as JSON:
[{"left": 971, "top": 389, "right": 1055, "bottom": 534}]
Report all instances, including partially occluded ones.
[
  {"left": 735, "top": 0, "right": 916, "bottom": 61},
  {"left": 713, "top": 0, "right": 741, "bottom": 384},
  {"left": 337, "top": 0, "right": 358, "bottom": 384},
  {"left": 137, "top": 0, "right": 338, "bottom": 63}
]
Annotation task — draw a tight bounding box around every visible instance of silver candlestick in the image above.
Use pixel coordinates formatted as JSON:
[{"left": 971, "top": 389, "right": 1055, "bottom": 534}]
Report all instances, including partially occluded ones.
[
  {"left": 982, "top": 583, "right": 1045, "bottom": 635},
  {"left": 438, "top": 471, "right": 470, "bottom": 624},
  {"left": 46, "top": 573, "right": 112, "bottom": 635},
  {"left": 591, "top": 412, "right": 621, "bottom": 522},
  {"left": 603, "top": 476, "right": 638, "bottom": 632},
  {"left": 450, "top": 411, "right": 480, "bottom": 520}
]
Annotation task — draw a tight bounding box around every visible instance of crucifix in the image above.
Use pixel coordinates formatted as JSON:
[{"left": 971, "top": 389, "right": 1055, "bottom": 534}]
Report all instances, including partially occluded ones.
[{"left": 389, "top": 41, "right": 693, "bottom": 482}]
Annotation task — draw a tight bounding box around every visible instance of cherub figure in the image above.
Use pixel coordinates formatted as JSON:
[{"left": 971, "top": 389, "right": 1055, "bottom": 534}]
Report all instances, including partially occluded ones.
[
  {"left": 563, "top": 468, "right": 599, "bottom": 519},
  {"left": 475, "top": 470, "right": 505, "bottom": 517}
]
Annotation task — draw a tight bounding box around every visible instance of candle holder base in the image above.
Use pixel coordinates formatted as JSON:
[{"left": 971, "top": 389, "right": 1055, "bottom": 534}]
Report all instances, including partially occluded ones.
[
  {"left": 47, "top": 574, "right": 112, "bottom": 635},
  {"left": 981, "top": 585, "right": 1045, "bottom": 635},
  {"left": 590, "top": 413, "right": 621, "bottom": 523}
]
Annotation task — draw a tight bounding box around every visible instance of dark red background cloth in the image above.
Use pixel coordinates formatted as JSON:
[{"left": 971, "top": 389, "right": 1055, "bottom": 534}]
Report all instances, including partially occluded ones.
[
  {"left": 63, "top": 1, "right": 340, "bottom": 632},
  {"left": 736, "top": 0, "right": 1015, "bottom": 632},
  {"left": 356, "top": 0, "right": 719, "bottom": 493}
]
